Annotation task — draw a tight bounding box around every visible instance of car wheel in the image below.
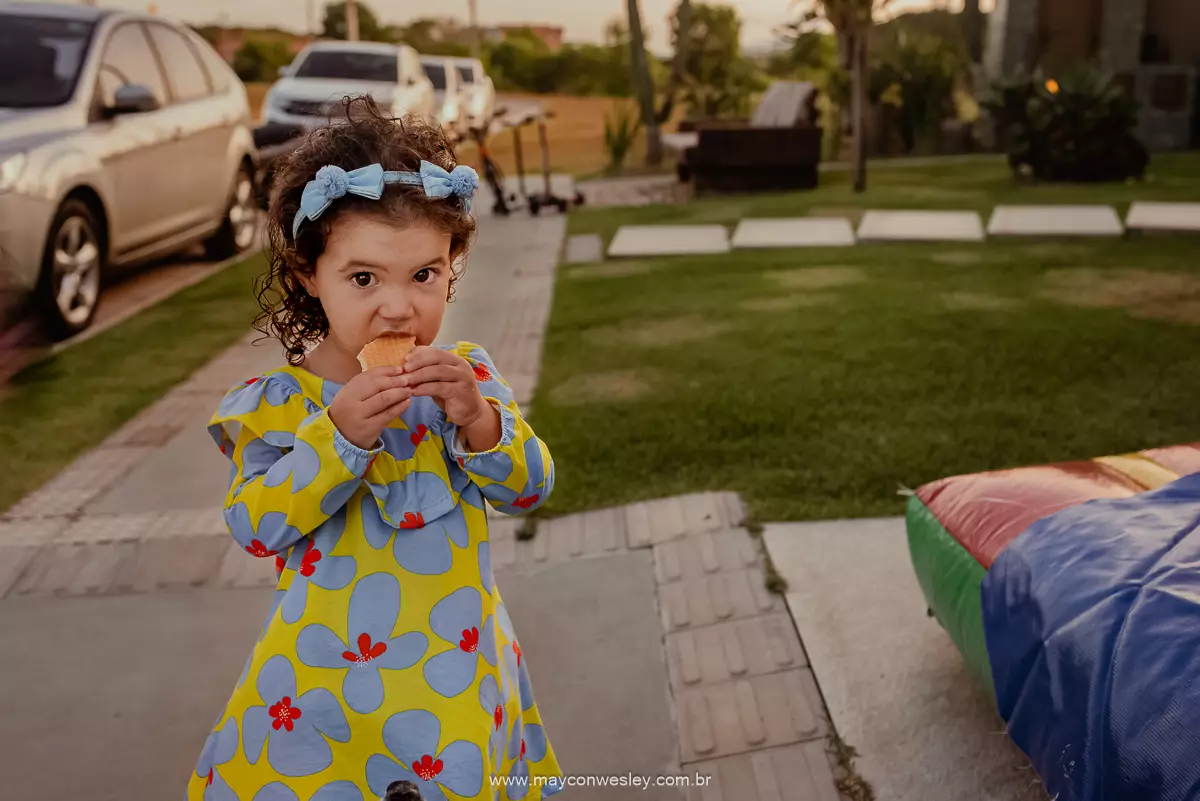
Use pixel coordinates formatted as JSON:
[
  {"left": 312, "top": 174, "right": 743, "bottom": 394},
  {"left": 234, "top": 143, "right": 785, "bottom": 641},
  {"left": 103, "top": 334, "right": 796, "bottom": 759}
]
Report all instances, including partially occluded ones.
[
  {"left": 37, "top": 199, "right": 103, "bottom": 340},
  {"left": 205, "top": 164, "right": 257, "bottom": 260}
]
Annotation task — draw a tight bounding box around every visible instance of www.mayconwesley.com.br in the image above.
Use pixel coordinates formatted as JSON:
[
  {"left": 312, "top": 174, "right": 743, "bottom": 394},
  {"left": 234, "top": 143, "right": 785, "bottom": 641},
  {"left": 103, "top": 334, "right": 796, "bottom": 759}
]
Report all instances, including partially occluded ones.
[{"left": 490, "top": 772, "right": 714, "bottom": 791}]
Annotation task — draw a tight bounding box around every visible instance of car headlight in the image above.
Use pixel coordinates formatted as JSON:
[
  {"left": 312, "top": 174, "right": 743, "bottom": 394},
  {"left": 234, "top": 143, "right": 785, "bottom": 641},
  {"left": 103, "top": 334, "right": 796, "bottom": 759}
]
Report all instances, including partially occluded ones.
[{"left": 0, "top": 152, "right": 27, "bottom": 193}]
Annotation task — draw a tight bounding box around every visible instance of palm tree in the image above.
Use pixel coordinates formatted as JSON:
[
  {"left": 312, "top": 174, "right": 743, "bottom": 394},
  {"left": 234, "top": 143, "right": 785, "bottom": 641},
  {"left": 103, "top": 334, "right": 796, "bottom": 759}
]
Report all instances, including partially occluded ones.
[
  {"left": 626, "top": 0, "right": 694, "bottom": 167},
  {"left": 962, "top": 0, "right": 983, "bottom": 64},
  {"left": 796, "top": 0, "right": 888, "bottom": 192}
]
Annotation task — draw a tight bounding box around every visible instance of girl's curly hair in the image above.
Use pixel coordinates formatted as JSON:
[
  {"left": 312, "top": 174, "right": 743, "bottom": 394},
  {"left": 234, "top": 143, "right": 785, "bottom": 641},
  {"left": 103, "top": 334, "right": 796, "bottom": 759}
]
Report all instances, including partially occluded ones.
[{"left": 257, "top": 96, "right": 476, "bottom": 364}]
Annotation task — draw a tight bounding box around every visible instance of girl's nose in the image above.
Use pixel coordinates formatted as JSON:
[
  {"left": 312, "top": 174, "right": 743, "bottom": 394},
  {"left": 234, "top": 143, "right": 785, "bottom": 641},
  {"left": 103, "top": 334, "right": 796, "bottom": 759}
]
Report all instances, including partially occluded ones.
[{"left": 378, "top": 288, "right": 415, "bottom": 321}]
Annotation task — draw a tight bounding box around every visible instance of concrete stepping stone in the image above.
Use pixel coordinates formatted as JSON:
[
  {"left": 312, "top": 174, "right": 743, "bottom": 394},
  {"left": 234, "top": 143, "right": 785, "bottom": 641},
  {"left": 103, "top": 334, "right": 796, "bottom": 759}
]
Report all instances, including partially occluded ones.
[
  {"left": 856, "top": 210, "right": 985, "bottom": 242},
  {"left": 608, "top": 225, "right": 731, "bottom": 258},
  {"left": 564, "top": 234, "right": 603, "bottom": 264},
  {"left": 731, "top": 218, "right": 856, "bottom": 249},
  {"left": 1126, "top": 201, "right": 1200, "bottom": 232},
  {"left": 988, "top": 205, "right": 1124, "bottom": 236}
]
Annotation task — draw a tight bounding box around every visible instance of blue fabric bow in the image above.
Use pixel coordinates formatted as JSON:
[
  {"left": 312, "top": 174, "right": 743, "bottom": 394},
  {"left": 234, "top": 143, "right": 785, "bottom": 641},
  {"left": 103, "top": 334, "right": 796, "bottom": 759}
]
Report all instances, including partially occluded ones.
[{"left": 292, "top": 161, "right": 480, "bottom": 239}]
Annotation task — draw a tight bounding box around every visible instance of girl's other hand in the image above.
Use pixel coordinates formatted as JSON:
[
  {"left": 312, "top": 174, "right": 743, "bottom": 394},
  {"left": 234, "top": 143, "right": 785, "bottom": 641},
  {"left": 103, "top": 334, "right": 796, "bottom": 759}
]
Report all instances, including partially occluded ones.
[{"left": 329, "top": 366, "right": 412, "bottom": 450}]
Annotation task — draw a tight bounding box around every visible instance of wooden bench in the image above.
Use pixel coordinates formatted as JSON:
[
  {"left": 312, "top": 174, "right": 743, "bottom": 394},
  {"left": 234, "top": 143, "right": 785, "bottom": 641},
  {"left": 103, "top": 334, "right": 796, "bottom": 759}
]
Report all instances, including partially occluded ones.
[{"left": 675, "top": 82, "right": 824, "bottom": 193}]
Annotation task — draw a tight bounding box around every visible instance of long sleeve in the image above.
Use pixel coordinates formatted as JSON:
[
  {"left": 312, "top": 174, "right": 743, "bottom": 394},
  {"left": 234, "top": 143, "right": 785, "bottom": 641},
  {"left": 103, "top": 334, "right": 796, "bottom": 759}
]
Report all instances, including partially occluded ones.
[
  {"left": 208, "top": 373, "right": 381, "bottom": 556},
  {"left": 440, "top": 343, "right": 554, "bottom": 515}
]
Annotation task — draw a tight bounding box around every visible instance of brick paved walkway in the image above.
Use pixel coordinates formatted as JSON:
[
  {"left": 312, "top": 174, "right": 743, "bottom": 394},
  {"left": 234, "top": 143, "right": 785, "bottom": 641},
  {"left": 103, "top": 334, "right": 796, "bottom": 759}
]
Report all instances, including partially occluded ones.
[{"left": 0, "top": 211, "right": 848, "bottom": 801}]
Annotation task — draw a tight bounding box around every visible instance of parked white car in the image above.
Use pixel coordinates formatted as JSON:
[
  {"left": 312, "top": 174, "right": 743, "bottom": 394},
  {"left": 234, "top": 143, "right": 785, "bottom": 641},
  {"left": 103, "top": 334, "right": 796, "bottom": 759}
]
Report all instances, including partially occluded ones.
[
  {"left": 262, "top": 41, "right": 434, "bottom": 132},
  {"left": 419, "top": 55, "right": 466, "bottom": 138},
  {"left": 450, "top": 57, "right": 495, "bottom": 133}
]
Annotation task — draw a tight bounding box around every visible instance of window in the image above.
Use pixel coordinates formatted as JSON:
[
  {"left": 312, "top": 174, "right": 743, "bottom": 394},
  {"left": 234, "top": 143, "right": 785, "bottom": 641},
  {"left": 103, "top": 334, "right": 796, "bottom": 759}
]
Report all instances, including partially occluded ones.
[
  {"left": 422, "top": 62, "right": 447, "bottom": 91},
  {"left": 146, "top": 23, "right": 211, "bottom": 103},
  {"left": 294, "top": 50, "right": 397, "bottom": 82},
  {"left": 97, "top": 23, "right": 167, "bottom": 108},
  {"left": 191, "top": 34, "right": 232, "bottom": 94},
  {"left": 456, "top": 65, "right": 475, "bottom": 86},
  {"left": 0, "top": 14, "right": 95, "bottom": 108}
]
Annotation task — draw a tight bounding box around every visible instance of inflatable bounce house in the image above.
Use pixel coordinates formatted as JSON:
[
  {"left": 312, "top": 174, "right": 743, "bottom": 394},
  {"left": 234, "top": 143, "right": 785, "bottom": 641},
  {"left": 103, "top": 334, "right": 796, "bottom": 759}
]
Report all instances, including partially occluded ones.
[{"left": 907, "top": 443, "right": 1200, "bottom": 801}]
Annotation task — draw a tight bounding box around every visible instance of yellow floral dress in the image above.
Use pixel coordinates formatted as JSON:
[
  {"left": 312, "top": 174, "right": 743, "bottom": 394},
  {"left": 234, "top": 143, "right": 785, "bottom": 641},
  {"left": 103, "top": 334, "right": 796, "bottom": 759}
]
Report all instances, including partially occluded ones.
[{"left": 186, "top": 342, "right": 563, "bottom": 801}]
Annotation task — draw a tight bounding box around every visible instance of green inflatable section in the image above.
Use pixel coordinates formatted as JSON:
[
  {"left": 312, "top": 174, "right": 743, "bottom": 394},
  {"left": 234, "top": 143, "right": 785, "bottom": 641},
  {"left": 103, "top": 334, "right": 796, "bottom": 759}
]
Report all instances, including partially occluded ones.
[{"left": 905, "top": 495, "right": 995, "bottom": 699}]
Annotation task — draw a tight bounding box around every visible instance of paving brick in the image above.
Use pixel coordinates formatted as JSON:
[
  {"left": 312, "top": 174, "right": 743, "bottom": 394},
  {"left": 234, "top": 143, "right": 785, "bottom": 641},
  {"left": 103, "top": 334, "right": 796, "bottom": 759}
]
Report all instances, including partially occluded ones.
[
  {"left": 0, "top": 545, "right": 38, "bottom": 598},
  {"left": 6, "top": 446, "right": 154, "bottom": 518},
  {"left": 518, "top": 507, "right": 628, "bottom": 566},
  {"left": 215, "top": 541, "right": 280, "bottom": 589},
  {"left": 564, "top": 234, "right": 603, "bottom": 264},
  {"left": 57, "top": 513, "right": 160, "bottom": 544},
  {"left": 12, "top": 543, "right": 89, "bottom": 596},
  {"left": 659, "top": 569, "right": 781, "bottom": 632},
  {"left": 684, "top": 742, "right": 840, "bottom": 801},
  {"left": 665, "top": 613, "right": 807, "bottom": 691},
  {"left": 103, "top": 392, "right": 214, "bottom": 447},
  {"left": 145, "top": 508, "right": 228, "bottom": 539},
  {"left": 0, "top": 517, "right": 69, "bottom": 546},
  {"left": 65, "top": 542, "right": 139, "bottom": 596},
  {"left": 681, "top": 493, "right": 729, "bottom": 534},
  {"left": 120, "top": 536, "right": 229, "bottom": 593},
  {"left": 654, "top": 530, "right": 760, "bottom": 584},
  {"left": 677, "top": 670, "right": 827, "bottom": 762}
]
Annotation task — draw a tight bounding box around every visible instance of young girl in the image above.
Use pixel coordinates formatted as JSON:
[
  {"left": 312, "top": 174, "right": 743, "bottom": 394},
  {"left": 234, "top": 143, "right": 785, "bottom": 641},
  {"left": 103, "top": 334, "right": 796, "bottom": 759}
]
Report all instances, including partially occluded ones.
[{"left": 188, "top": 98, "right": 563, "bottom": 801}]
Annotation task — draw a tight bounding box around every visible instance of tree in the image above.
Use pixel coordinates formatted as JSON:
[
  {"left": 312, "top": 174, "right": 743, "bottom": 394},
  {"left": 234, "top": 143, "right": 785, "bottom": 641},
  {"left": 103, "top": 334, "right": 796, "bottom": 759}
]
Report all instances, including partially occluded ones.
[
  {"left": 674, "top": 4, "right": 764, "bottom": 119},
  {"left": 962, "top": 0, "right": 983, "bottom": 64},
  {"left": 233, "top": 39, "right": 294, "bottom": 83},
  {"left": 322, "top": 1, "right": 388, "bottom": 42},
  {"left": 793, "top": 0, "right": 890, "bottom": 192},
  {"left": 626, "top": 0, "right": 662, "bottom": 166}
]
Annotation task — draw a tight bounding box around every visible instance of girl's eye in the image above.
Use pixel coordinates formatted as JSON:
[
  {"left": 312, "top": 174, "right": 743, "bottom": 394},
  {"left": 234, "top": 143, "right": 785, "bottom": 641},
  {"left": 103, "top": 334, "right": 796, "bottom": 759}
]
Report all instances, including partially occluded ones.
[
  {"left": 413, "top": 268, "right": 434, "bottom": 284},
  {"left": 351, "top": 272, "right": 374, "bottom": 288}
]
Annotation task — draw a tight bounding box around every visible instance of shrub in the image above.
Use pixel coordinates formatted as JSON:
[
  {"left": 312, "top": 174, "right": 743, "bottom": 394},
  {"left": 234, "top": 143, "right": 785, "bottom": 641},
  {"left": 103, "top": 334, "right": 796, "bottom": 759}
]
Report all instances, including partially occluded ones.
[
  {"left": 603, "top": 102, "right": 643, "bottom": 173},
  {"left": 982, "top": 67, "right": 1149, "bottom": 182}
]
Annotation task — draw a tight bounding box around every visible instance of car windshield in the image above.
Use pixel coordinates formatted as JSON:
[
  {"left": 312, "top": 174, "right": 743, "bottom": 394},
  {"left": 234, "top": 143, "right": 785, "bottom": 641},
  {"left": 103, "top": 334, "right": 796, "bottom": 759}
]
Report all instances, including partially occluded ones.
[
  {"left": 456, "top": 65, "right": 476, "bottom": 85},
  {"left": 423, "top": 63, "right": 447, "bottom": 91},
  {"left": 0, "top": 15, "right": 95, "bottom": 108},
  {"left": 293, "top": 50, "right": 397, "bottom": 82}
]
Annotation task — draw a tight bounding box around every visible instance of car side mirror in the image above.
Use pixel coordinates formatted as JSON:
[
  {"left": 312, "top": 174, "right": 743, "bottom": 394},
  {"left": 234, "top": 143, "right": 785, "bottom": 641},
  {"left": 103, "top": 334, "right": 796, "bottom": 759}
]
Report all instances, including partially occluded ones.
[
  {"left": 278, "top": 64, "right": 291, "bottom": 78},
  {"left": 108, "top": 84, "right": 159, "bottom": 115}
]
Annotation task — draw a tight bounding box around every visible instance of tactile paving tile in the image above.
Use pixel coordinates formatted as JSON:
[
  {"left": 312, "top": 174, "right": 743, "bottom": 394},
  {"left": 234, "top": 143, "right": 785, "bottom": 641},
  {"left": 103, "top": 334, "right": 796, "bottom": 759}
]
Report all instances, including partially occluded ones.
[
  {"left": 627, "top": 493, "right": 744, "bottom": 548},
  {"left": 11, "top": 543, "right": 90, "bottom": 596},
  {"left": 658, "top": 569, "right": 781, "bottom": 631},
  {"left": 654, "top": 529, "right": 760, "bottom": 584},
  {"left": 145, "top": 508, "right": 229, "bottom": 539},
  {"left": 676, "top": 669, "right": 827, "bottom": 762},
  {"left": 684, "top": 742, "right": 840, "bottom": 801},
  {"left": 117, "top": 536, "right": 229, "bottom": 593},
  {"left": 665, "top": 613, "right": 808, "bottom": 691},
  {"left": 57, "top": 512, "right": 160, "bottom": 544},
  {"left": 0, "top": 517, "right": 69, "bottom": 546},
  {"left": 0, "top": 545, "right": 39, "bottom": 598},
  {"left": 64, "top": 541, "right": 139, "bottom": 596}
]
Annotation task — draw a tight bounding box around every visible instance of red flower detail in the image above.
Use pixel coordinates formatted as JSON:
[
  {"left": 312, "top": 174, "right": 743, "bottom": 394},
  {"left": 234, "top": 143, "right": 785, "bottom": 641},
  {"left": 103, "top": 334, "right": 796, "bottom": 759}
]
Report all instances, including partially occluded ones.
[
  {"left": 513, "top": 641, "right": 523, "bottom": 666},
  {"left": 342, "top": 632, "right": 388, "bottom": 664},
  {"left": 493, "top": 704, "right": 504, "bottom": 730},
  {"left": 472, "top": 363, "right": 493, "bottom": 382},
  {"left": 245, "top": 377, "right": 261, "bottom": 385},
  {"left": 268, "top": 696, "right": 302, "bottom": 732},
  {"left": 410, "top": 424, "right": 429, "bottom": 447},
  {"left": 411, "top": 754, "right": 444, "bottom": 782},
  {"left": 365, "top": 453, "right": 379, "bottom": 474},
  {"left": 519, "top": 739, "right": 526, "bottom": 761},
  {"left": 457, "top": 457, "right": 466, "bottom": 469},
  {"left": 275, "top": 555, "right": 286, "bottom": 575},
  {"left": 299, "top": 541, "right": 322, "bottom": 577},
  {"left": 400, "top": 512, "right": 425, "bottom": 530},
  {"left": 219, "top": 443, "right": 228, "bottom": 456},
  {"left": 206, "top": 769, "right": 214, "bottom": 787},
  {"left": 513, "top": 495, "right": 540, "bottom": 510},
  {"left": 245, "top": 539, "right": 278, "bottom": 558},
  {"left": 459, "top": 627, "right": 480, "bottom": 653}
]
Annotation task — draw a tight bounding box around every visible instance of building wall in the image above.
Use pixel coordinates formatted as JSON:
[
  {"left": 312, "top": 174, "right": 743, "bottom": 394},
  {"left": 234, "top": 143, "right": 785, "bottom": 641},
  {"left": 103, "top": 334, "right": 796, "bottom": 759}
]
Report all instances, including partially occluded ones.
[
  {"left": 1145, "top": 0, "right": 1200, "bottom": 64},
  {"left": 1037, "top": 0, "right": 1101, "bottom": 73}
]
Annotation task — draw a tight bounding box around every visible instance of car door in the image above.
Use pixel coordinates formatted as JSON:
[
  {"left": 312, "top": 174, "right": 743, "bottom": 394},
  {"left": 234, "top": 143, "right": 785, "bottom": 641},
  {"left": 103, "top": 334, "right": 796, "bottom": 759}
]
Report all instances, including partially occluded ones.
[
  {"left": 90, "top": 21, "right": 176, "bottom": 254},
  {"left": 397, "top": 46, "right": 432, "bottom": 118},
  {"left": 144, "top": 22, "right": 229, "bottom": 231}
]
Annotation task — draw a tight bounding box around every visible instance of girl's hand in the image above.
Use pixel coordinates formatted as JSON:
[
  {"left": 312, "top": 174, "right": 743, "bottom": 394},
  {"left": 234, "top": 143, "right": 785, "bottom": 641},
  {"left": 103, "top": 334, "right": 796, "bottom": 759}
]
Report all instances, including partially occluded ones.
[
  {"left": 402, "top": 347, "right": 501, "bottom": 451},
  {"left": 329, "top": 367, "right": 412, "bottom": 451}
]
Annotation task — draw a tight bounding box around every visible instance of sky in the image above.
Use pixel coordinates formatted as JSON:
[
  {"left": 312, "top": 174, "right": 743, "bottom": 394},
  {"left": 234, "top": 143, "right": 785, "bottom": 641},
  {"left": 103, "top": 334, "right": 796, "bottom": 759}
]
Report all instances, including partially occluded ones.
[{"left": 26, "top": 0, "right": 996, "bottom": 52}]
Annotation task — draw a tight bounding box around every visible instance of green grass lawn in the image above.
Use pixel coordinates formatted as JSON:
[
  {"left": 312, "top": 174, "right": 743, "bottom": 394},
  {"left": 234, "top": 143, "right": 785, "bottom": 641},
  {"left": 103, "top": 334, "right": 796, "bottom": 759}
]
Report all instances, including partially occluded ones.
[
  {"left": 0, "top": 254, "right": 266, "bottom": 513},
  {"left": 532, "top": 159, "right": 1200, "bottom": 521}
]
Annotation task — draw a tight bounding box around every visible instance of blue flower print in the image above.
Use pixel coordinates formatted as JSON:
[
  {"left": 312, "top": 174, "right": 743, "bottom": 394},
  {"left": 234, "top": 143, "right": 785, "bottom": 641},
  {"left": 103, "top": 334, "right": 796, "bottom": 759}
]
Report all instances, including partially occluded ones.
[
  {"left": 365, "top": 709, "right": 484, "bottom": 801},
  {"left": 321, "top": 379, "right": 339, "bottom": 408},
  {"left": 465, "top": 451, "right": 514, "bottom": 484},
  {"left": 217, "top": 374, "right": 302, "bottom": 418},
  {"left": 263, "top": 438, "right": 321, "bottom": 492},
  {"left": 367, "top": 470, "right": 457, "bottom": 529},
  {"left": 496, "top": 604, "right": 535, "bottom": 711},
  {"left": 242, "top": 655, "right": 350, "bottom": 777},
  {"left": 296, "top": 572, "right": 428, "bottom": 714},
  {"left": 321, "top": 480, "right": 363, "bottom": 516},
  {"left": 361, "top": 492, "right": 469, "bottom": 576},
  {"left": 505, "top": 722, "right": 552, "bottom": 800},
  {"left": 478, "top": 674, "right": 511, "bottom": 767},
  {"left": 475, "top": 437, "right": 551, "bottom": 515},
  {"left": 423, "top": 587, "right": 497, "bottom": 697},
  {"left": 252, "top": 782, "right": 363, "bottom": 801},
  {"left": 281, "top": 512, "right": 357, "bottom": 625},
  {"left": 240, "top": 430, "right": 295, "bottom": 480},
  {"left": 304, "top": 398, "right": 322, "bottom": 416},
  {"left": 224, "top": 502, "right": 302, "bottom": 554},
  {"left": 479, "top": 541, "right": 495, "bottom": 595},
  {"left": 194, "top": 718, "right": 238, "bottom": 801}
]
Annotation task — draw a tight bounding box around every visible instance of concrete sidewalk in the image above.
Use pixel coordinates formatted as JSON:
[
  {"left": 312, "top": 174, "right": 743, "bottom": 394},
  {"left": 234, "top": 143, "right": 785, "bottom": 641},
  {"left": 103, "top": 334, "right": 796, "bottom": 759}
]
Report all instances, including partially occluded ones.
[{"left": 0, "top": 212, "right": 844, "bottom": 801}]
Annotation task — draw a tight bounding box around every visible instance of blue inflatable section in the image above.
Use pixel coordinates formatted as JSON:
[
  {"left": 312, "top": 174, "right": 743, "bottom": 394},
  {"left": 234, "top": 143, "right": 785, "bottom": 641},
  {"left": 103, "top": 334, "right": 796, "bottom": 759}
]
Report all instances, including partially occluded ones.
[{"left": 982, "top": 472, "right": 1200, "bottom": 801}]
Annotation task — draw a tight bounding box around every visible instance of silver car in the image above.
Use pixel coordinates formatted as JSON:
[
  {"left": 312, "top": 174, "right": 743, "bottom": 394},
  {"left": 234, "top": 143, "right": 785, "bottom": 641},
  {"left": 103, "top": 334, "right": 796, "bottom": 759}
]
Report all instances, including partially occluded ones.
[
  {"left": 451, "top": 57, "right": 496, "bottom": 133},
  {"left": 0, "top": 3, "right": 258, "bottom": 338}
]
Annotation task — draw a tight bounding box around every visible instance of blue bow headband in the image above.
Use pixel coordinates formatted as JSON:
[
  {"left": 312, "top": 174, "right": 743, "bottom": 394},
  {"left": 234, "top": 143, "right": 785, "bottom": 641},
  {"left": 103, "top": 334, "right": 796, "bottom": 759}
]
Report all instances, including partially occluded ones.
[{"left": 292, "top": 161, "right": 480, "bottom": 239}]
